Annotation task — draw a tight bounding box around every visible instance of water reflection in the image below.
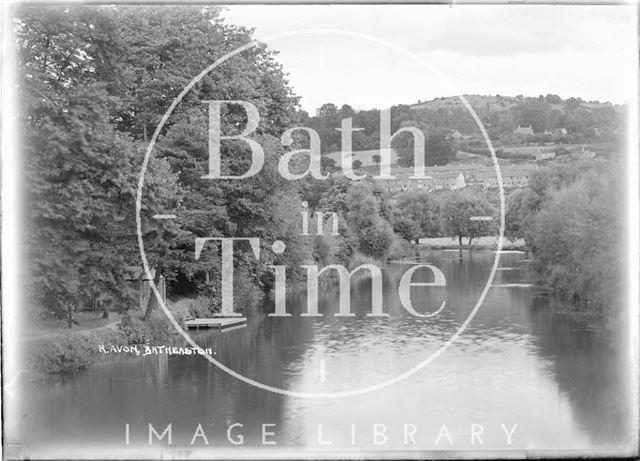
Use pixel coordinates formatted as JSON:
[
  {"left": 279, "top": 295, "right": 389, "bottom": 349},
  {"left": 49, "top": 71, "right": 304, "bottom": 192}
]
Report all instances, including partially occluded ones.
[{"left": 13, "top": 250, "right": 635, "bottom": 456}]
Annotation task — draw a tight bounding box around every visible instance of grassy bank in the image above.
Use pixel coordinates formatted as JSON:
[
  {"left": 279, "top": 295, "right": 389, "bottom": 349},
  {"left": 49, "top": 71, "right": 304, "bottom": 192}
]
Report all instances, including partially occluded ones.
[{"left": 26, "top": 307, "right": 183, "bottom": 378}]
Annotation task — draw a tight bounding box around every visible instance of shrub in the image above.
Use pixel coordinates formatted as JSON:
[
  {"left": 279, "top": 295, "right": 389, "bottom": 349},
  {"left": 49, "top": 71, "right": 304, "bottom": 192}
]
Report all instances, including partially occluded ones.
[
  {"left": 531, "top": 166, "right": 622, "bottom": 314},
  {"left": 34, "top": 335, "right": 97, "bottom": 375},
  {"left": 189, "top": 295, "right": 217, "bottom": 318},
  {"left": 118, "top": 311, "right": 174, "bottom": 344}
]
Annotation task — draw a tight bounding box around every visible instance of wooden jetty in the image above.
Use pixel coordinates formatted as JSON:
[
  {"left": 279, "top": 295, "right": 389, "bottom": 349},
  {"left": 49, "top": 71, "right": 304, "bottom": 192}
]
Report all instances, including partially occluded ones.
[{"left": 184, "top": 317, "right": 247, "bottom": 330}]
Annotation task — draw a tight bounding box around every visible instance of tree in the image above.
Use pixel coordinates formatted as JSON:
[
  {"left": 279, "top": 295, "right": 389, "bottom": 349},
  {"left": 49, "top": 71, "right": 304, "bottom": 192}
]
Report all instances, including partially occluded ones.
[
  {"left": 392, "top": 215, "right": 421, "bottom": 243},
  {"left": 393, "top": 190, "right": 440, "bottom": 243},
  {"left": 372, "top": 154, "right": 381, "bottom": 166},
  {"left": 116, "top": 6, "right": 299, "bottom": 141},
  {"left": 531, "top": 167, "right": 622, "bottom": 311},
  {"left": 321, "top": 155, "right": 337, "bottom": 172},
  {"left": 116, "top": 6, "right": 304, "bottom": 308},
  {"left": 352, "top": 159, "right": 363, "bottom": 170},
  {"left": 516, "top": 99, "right": 551, "bottom": 133},
  {"left": 345, "top": 181, "right": 396, "bottom": 259},
  {"left": 16, "top": 5, "right": 182, "bottom": 320},
  {"left": 392, "top": 122, "right": 456, "bottom": 167},
  {"left": 316, "top": 103, "right": 339, "bottom": 121},
  {"left": 17, "top": 5, "right": 306, "bottom": 320},
  {"left": 338, "top": 104, "right": 356, "bottom": 120},
  {"left": 440, "top": 192, "right": 495, "bottom": 246},
  {"left": 545, "top": 94, "right": 562, "bottom": 104},
  {"left": 505, "top": 188, "right": 539, "bottom": 244}
]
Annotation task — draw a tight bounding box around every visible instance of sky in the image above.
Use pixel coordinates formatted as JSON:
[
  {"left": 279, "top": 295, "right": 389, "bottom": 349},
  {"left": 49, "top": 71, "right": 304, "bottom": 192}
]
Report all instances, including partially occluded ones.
[{"left": 221, "top": 4, "right": 637, "bottom": 113}]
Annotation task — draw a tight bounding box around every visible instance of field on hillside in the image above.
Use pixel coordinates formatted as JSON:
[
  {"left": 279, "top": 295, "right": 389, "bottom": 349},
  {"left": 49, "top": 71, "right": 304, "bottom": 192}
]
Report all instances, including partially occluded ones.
[{"left": 325, "top": 148, "right": 397, "bottom": 166}]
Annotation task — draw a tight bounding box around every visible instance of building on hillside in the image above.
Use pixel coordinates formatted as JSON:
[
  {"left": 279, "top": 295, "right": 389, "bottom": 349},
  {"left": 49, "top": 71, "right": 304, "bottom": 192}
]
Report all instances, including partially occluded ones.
[
  {"left": 535, "top": 148, "right": 556, "bottom": 161},
  {"left": 514, "top": 125, "right": 534, "bottom": 136},
  {"left": 378, "top": 168, "right": 467, "bottom": 192},
  {"left": 377, "top": 164, "right": 534, "bottom": 193},
  {"left": 450, "top": 130, "right": 469, "bottom": 141},
  {"left": 473, "top": 169, "right": 530, "bottom": 189},
  {"left": 390, "top": 164, "right": 485, "bottom": 179},
  {"left": 432, "top": 171, "right": 466, "bottom": 190},
  {"left": 454, "top": 171, "right": 466, "bottom": 189},
  {"left": 554, "top": 128, "right": 568, "bottom": 136}
]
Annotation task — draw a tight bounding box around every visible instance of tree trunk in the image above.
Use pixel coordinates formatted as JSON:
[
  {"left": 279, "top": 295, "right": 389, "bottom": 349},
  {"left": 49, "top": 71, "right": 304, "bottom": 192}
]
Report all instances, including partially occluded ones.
[
  {"left": 458, "top": 235, "right": 462, "bottom": 246},
  {"left": 468, "top": 236, "right": 473, "bottom": 246},
  {"left": 143, "top": 264, "right": 163, "bottom": 321},
  {"left": 67, "top": 304, "right": 73, "bottom": 329},
  {"left": 102, "top": 302, "right": 110, "bottom": 319}
]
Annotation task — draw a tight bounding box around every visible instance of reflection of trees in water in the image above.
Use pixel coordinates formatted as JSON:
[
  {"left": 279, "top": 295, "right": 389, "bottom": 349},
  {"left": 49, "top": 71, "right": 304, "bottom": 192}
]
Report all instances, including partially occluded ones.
[
  {"left": 24, "top": 251, "right": 632, "bottom": 450},
  {"left": 163, "top": 308, "right": 316, "bottom": 445},
  {"left": 283, "top": 251, "right": 522, "bottom": 383},
  {"left": 528, "top": 297, "right": 633, "bottom": 447},
  {"left": 24, "top": 307, "right": 317, "bottom": 448}
]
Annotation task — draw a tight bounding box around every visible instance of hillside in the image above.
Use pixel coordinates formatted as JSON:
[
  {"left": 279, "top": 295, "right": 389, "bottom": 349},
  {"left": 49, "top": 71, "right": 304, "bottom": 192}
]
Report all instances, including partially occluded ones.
[{"left": 409, "top": 94, "right": 625, "bottom": 115}]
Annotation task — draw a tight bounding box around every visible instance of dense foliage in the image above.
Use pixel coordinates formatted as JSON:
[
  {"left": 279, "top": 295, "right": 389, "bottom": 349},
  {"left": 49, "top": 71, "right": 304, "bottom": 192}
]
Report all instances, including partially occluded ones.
[
  {"left": 17, "top": 5, "right": 307, "bottom": 318},
  {"left": 303, "top": 95, "right": 623, "bottom": 160},
  {"left": 505, "top": 159, "right": 623, "bottom": 313}
]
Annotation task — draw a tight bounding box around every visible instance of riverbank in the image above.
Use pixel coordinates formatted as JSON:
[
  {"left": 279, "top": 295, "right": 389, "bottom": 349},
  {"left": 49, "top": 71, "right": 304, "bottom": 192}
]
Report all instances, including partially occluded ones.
[
  {"left": 418, "top": 236, "right": 527, "bottom": 251},
  {"left": 25, "top": 304, "right": 187, "bottom": 378}
]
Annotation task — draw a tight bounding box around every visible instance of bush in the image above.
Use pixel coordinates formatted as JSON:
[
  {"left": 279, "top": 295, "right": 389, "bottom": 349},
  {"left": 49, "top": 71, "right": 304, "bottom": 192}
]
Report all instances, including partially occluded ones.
[
  {"left": 189, "top": 295, "right": 217, "bottom": 318},
  {"left": 34, "top": 335, "right": 97, "bottom": 375},
  {"left": 531, "top": 166, "right": 622, "bottom": 314},
  {"left": 118, "top": 311, "right": 174, "bottom": 344},
  {"left": 359, "top": 224, "right": 395, "bottom": 259}
]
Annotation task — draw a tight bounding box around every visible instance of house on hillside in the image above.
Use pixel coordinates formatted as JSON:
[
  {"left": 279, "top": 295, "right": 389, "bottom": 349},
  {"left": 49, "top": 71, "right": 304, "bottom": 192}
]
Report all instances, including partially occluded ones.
[
  {"left": 450, "top": 130, "right": 469, "bottom": 141},
  {"left": 379, "top": 168, "right": 467, "bottom": 192},
  {"left": 514, "top": 125, "right": 534, "bottom": 136},
  {"left": 432, "top": 171, "right": 466, "bottom": 190},
  {"left": 475, "top": 169, "right": 530, "bottom": 189},
  {"left": 535, "top": 148, "right": 555, "bottom": 161},
  {"left": 554, "top": 128, "right": 568, "bottom": 136},
  {"left": 454, "top": 171, "right": 466, "bottom": 189}
]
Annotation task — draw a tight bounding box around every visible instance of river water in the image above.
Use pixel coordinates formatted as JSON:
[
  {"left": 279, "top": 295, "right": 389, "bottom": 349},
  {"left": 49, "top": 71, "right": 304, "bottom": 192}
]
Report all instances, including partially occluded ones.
[{"left": 12, "top": 250, "right": 637, "bottom": 457}]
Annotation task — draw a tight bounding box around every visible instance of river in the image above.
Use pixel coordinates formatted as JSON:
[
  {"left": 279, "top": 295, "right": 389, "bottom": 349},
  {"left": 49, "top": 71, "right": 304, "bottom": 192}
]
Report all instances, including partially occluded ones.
[{"left": 12, "top": 250, "right": 636, "bottom": 457}]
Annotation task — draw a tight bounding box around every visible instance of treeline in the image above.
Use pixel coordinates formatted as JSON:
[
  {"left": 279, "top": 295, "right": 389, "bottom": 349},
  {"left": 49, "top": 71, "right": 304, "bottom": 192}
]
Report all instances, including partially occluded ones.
[
  {"left": 301, "top": 103, "right": 457, "bottom": 167},
  {"left": 505, "top": 159, "right": 624, "bottom": 314},
  {"left": 301, "top": 94, "right": 624, "bottom": 163},
  {"left": 17, "top": 5, "right": 309, "bottom": 320},
  {"left": 17, "top": 6, "right": 434, "bottom": 321},
  {"left": 303, "top": 176, "right": 497, "bottom": 248}
]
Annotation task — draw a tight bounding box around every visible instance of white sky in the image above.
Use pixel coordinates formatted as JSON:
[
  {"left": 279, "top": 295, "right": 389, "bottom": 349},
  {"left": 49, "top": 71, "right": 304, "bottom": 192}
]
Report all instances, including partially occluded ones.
[{"left": 221, "top": 4, "right": 637, "bottom": 113}]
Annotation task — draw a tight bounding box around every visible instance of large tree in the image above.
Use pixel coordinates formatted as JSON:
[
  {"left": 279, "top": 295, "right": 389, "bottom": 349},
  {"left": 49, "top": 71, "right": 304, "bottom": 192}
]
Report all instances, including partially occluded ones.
[
  {"left": 114, "top": 6, "right": 304, "bottom": 303},
  {"left": 440, "top": 192, "right": 495, "bottom": 246},
  {"left": 17, "top": 5, "right": 307, "bottom": 320},
  {"left": 16, "top": 6, "right": 181, "bottom": 320},
  {"left": 393, "top": 190, "right": 440, "bottom": 243},
  {"left": 392, "top": 122, "right": 456, "bottom": 167}
]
